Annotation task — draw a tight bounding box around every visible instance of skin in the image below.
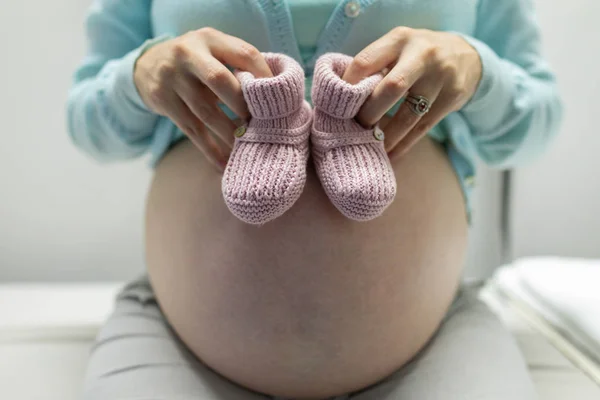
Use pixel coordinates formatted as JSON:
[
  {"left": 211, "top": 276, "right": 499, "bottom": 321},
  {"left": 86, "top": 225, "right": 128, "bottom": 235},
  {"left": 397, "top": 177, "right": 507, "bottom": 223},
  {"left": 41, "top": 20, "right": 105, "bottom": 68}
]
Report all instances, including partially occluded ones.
[
  {"left": 137, "top": 26, "right": 482, "bottom": 399},
  {"left": 134, "top": 26, "right": 482, "bottom": 164},
  {"left": 134, "top": 27, "right": 273, "bottom": 169},
  {"left": 145, "top": 132, "right": 468, "bottom": 399},
  {"left": 344, "top": 27, "right": 482, "bottom": 159}
]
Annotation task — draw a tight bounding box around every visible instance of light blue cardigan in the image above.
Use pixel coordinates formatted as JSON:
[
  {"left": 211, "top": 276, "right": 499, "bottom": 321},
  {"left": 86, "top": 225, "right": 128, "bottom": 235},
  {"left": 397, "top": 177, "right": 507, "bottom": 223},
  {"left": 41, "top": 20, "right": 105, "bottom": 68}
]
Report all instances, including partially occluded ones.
[{"left": 66, "top": 0, "right": 563, "bottom": 221}]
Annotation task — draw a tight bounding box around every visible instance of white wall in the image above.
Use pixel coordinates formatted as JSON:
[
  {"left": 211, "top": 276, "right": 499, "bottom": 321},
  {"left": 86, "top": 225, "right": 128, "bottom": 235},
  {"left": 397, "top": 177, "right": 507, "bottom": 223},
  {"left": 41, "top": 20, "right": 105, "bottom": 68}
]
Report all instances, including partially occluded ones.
[
  {"left": 3, "top": 0, "right": 563, "bottom": 282},
  {"left": 0, "top": 0, "right": 150, "bottom": 281},
  {"left": 510, "top": 0, "right": 600, "bottom": 258}
]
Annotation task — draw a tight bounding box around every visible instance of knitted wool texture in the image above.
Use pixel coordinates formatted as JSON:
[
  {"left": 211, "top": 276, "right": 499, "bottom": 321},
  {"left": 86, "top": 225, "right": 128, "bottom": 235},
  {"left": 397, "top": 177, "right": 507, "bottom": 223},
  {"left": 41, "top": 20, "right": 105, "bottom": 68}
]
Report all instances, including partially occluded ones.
[
  {"left": 222, "top": 53, "right": 312, "bottom": 225},
  {"left": 311, "top": 53, "right": 397, "bottom": 221}
]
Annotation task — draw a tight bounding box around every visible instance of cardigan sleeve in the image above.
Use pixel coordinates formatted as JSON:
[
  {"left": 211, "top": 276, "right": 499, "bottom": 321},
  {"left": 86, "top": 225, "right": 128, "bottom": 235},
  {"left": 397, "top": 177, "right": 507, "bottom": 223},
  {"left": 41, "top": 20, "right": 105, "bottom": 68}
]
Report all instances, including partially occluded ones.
[
  {"left": 455, "top": 0, "right": 563, "bottom": 168},
  {"left": 66, "top": 0, "right": 171, "bottom": 162}
]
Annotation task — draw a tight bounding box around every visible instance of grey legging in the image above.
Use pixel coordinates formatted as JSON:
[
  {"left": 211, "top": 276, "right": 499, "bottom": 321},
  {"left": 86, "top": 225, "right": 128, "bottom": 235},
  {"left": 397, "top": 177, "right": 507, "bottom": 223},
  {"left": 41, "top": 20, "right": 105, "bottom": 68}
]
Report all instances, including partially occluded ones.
[{"left": 82, "top": 277, "right": 537, "bottom": 399}]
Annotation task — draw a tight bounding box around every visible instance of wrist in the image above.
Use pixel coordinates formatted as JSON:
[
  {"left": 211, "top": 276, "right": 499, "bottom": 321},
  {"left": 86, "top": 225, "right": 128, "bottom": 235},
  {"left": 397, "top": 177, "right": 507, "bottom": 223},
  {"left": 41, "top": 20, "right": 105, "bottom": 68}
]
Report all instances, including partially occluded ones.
[
  {"left": 133, "top": 35, "right": 175, "bottom": 109},
  {"left": 456, "top": 34, "right": 483, "bottom": 104}
]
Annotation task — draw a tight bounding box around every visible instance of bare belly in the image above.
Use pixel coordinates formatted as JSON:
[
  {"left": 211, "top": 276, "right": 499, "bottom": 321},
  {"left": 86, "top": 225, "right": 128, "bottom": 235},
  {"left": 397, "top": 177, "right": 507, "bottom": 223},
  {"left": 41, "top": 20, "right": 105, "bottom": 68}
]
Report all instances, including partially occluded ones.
[{"left": 145, "top": 127, "right": 468, "bottom": 399}]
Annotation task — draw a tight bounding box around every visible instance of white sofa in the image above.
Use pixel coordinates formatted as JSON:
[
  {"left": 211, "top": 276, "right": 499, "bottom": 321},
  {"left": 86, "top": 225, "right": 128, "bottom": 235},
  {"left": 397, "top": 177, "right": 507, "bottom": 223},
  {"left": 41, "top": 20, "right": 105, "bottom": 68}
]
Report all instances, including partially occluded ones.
[{"left": 1, "top": 280, "right": 598, "bottom": 400}]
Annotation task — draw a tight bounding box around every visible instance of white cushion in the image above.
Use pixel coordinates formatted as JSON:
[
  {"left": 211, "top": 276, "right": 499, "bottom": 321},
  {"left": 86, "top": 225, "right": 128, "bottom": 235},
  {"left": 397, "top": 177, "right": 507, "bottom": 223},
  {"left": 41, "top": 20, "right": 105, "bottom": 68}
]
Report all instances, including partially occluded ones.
[
  {"left": 491, "top": 258, "right": 600, "bottom": 383},
  {"left": 506, "top": 257, "right": 600, "bottom": 363},
  {"left": 481, "top": 285, "right": 600, "bottom": 400},
  {"left": 1, "top": 281, "right": 599, "bottom": 400},
  {"left": 0, "top": 283, "right": 123, "bottom": 341}
]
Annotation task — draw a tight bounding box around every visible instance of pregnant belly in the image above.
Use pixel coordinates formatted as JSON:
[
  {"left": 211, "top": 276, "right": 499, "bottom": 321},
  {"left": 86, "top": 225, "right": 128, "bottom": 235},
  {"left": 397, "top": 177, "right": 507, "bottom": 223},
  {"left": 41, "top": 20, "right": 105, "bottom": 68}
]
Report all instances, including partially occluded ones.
[{"left": 145, "top": 132, "right": 468, "bottom": 399}]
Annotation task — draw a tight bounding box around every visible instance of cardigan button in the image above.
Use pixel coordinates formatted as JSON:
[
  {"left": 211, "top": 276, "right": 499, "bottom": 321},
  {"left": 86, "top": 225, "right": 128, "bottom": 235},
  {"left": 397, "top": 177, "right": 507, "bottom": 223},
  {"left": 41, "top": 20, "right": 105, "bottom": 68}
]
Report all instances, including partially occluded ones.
[
  {"left": 373, "top": 126, "right": 385, "bottom": 141},
  {"left": 464, "top": 175, "right": 476, "bottom": 188},
  {"left": 345, "top": 1, "right": 361, "bottom": 18},
  {"left": 234, "top": 125, "right": 247, "bottom": 138}
]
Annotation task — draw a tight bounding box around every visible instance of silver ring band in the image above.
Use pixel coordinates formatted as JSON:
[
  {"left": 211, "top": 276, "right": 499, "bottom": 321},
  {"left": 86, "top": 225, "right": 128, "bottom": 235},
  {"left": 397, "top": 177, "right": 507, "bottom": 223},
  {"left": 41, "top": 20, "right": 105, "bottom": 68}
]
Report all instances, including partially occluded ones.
[{"left": 406, "top": 94, "right": 431, "bottom": 117}]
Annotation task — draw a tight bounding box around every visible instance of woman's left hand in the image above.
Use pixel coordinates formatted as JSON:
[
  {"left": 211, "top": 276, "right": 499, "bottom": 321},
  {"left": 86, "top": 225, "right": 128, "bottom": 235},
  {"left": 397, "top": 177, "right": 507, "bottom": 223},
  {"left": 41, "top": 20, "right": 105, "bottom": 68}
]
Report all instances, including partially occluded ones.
[{"left": 342, "top": 27, "right": 482, "bottom": 159}]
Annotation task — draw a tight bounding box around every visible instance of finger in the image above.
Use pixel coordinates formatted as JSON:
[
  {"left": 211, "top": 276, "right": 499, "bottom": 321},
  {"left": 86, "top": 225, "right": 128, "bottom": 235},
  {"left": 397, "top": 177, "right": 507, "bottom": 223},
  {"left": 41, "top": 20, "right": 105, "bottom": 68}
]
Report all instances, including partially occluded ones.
[
  {"left": 184, "top": 51, "right": 250, "bottom": 120},
  {"left": 381, "top": 75, "right": 442, "bottom": 153},
  {"left": 176, "top": 77, "right": 236, "bottom": 149},
  {"left": 169, "top": 94, "right": 227, "bottom": 171},
  {"left": 342, "top": 27, "right": 411, "bottom": 84},
  {"left": 356, "top": 48, "right": 427, "bottom": 127},
  {"left": 208, "top": 32, "right": 273, "bottom": 78},
  {"left": 388, "top": 94, "right": 455, "bottom": 161}
]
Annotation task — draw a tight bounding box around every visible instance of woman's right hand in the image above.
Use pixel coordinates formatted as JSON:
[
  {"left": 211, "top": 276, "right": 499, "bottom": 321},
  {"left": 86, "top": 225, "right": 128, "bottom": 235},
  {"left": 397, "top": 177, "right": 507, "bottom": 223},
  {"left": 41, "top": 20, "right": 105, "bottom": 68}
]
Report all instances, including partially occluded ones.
[{"left": 134, "top": 28, "right": 273, "bottom": 170}]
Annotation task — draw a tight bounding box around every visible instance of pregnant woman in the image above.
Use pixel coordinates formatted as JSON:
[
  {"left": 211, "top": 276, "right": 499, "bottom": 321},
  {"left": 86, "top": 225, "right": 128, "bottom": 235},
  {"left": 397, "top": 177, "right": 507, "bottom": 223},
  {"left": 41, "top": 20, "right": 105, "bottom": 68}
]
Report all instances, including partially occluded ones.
[{"left": 68, "top": 0, "right": 562, "bottom": 399}]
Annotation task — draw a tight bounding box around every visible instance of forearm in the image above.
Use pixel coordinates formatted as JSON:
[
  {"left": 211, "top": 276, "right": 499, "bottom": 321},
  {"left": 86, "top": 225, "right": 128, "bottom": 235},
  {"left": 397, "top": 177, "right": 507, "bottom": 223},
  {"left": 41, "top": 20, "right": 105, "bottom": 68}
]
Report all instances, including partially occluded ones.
[
  {"left": 66, "top": 0, "right": 167, "bottom": 162},
  {"left": 454, "top": 0, "right": 563, "bottom": 169},
  {"left": 67, "top": 43, "right": 162, "bottom": 161},
  {"left": 457, "top": 34, "right": 563, "bottom": 168}
]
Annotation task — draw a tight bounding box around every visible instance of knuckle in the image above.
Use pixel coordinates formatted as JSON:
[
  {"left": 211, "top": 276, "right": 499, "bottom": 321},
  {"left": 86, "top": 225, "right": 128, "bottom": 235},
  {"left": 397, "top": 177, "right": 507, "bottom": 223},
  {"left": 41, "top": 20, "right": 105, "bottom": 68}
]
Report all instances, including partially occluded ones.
[
  {"left": 384, "top": 74, "right": 409, "bottom": 94},
  {"left": 390, "top": 26, "right": 412, "bottom": 41},
  {"left": 237, "top": 43, "right": 261, "bottom": 63},
  {"left": 439, "top": 61, "right": 458, "bottom": 77},
  {"left": 351, "top": 53, "right": 373, "bottom": 74},
  {"left": 171, "top": 41, "right": 189, "bottom": 60},
  {"left": 196, "top": 26, "right": 218, "bottom": 38},
  {"left": 423, "top": 45, "right": 441, "bottom": 61},
  {"left": 156, "top": 60, "right": 177, "bottom": 80},
  {"left": 204, "top": 66, "right": 229, "bottom": 85}
]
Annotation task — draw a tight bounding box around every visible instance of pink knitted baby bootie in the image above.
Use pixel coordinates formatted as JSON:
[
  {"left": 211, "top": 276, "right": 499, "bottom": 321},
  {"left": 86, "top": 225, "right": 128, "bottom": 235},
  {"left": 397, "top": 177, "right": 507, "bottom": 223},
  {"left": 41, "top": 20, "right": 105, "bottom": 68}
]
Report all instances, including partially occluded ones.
[
  {"left": 311, "top": 53, "right": 396, "bottom": 221},
  {"left": 222, "top": 53, "right": 312, "bottom": 225}
]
